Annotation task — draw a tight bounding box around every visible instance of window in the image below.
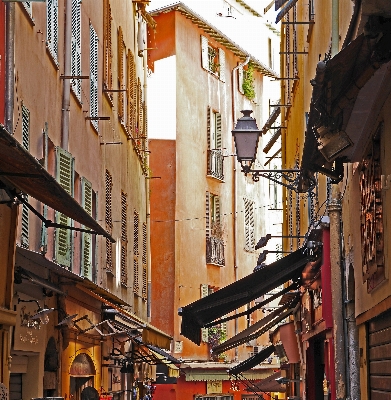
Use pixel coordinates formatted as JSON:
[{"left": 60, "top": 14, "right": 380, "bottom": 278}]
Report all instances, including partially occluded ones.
[
  {"left": 206, "top": 192, "right": 225, "bottom": 266},
  {"left": 127, "top": 49, "right": 136, "bottom": 138},
  {"left": 47, "top": 0, "right": 58, "bottom": 62},
  {"left": 21, "top": 105, "right": 30, "bottom": 248},
  {"left": 201, "top": 35, "right": 226, "bottom": 82},
  {"left": 200, "top": 284, "right": 209, "bottom": 342},
  {"left": 105, "top": 170, "right": 113, "bottom": 272},
  {"left": 244, "top": 198, "right": 255, "bottom": 251},
  {"left": 103, "top": 0, "right": 113, "bottom": 97},
  {"left": 81, "top": 177, "right": 92, "bottom": 279},
  {"left": 207, "top": 108, "right": 223, "bottom": 180},
  {"left": 71, "top": 0, "right": 82, "bottom": 100},
  {"left": 133, "top": 211, "right": 140, "bottom": 294},
  {"left": 120, "top": 191, "right": 128, "bottom": 285},
  {"left": 90, "top": 23, "right": 99, "bottom": 131},
  {"left": 142, "top": 222, "right": 147, "bottom": 300},
  {"left": 118, "top": 26, "right": 126, "bottom": 123},
  {"left": 55, "top": 147, "right": 74, "bottom": 268},
  {"left": 268, "top": 37, "right": 273, "bottom": 69}
]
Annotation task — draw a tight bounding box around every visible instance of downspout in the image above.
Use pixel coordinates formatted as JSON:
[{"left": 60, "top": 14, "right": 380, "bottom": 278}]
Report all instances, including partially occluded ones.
[
  {"left": 5, "top": 1, "right": 14, "bottom": 133},
  {"left": 232, "top": 56, "right": 249, "bottom": 360},
  {"left": 61, "top": 0, "right": 72, "bottom": 151}
]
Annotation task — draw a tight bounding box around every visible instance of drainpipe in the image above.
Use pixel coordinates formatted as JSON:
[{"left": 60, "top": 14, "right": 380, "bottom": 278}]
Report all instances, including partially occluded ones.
[
  {"left": 5, "top": 1, "right": 15, "bottom": 133},
  {"left": 231, "top": 56, "right": 249, "bottom": 360},
  {"left": 61, "top": 0, "right": 72, "bottom": 151},
  {"left": 332, "top": 0, "right": 339, "bottom": 56}
]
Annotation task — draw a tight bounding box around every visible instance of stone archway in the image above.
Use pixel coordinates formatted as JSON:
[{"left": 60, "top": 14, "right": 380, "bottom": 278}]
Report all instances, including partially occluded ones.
[{"left": 69, "top": 353, "right": 97, "bottom": 400}]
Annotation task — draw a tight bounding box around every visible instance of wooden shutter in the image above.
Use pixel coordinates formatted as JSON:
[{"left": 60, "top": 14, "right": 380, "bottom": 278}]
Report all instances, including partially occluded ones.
[
  {"left": 216, "top": 113, "right": 222, "bottom": 150},
  {"left": 127, "top": 49, "right": 136, "bottom": 138},
  {"left": 238, "top": 66, "right": 244, "bottom": 94},
  {"left": 205, "top": 191, "right": 210, "bottom": 238},
  {"left": 142, "top": 222, "right": 147, "bottom": 299},
  {"left": 133, "top": 211, "right": 139, "bottom": 294},
  {"left": 55, "top": 147, "right": 74, "bottom": 268},
  {"left": 81, "top": 177, "right": 93, "bottom": 279},
  {"left": 105, "top": 170, "right": 113, "bottom": 271},
  {"left": 215, "top": 195, "right": 220, "bottom": 225},
  {"left": 201, "top": 35, "right": 209, "bottom": 70},
  {"left": 120, "top": 191, "right": 128, "bottom": 285},
  {"left": 218, "top": 48, "right": 226, "bottom": 82},
  {"left": 90, "top": 23, "right": 99, "bottom": 131},
  {"left": 244, "top": 198, "right": 255, "bottom": 251},
  {"left": 136, "top": 78, "right": 143, "bottom": 145},
  {"left": 71, "top": 0, "right": 81, "bottom": 99},
  {"left": 201, "top": 284, "right": 209, "bottom": 342},
  {"left": 207, "top": 107, "right": 211, "bottom": 150},
  {"left": 47, "top": 0, "right": 58, "bottom": 61},
  {"left": 21, "top": 105, "right": 30, "bottom": 248},
  {"left": 118, "top": 26, "right": 125, "bottom": 122},
  {"left": 103, "top": 0, "right": 113, "bottom": 96},
  {"left": 133, "top": 259, "right": 139, "bottom": 294}
]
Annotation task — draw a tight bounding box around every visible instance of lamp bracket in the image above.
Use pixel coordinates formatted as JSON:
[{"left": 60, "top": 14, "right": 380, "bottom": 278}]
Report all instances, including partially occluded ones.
[{"left": 242, "top": 167, "right": 300, "bottom": 191}]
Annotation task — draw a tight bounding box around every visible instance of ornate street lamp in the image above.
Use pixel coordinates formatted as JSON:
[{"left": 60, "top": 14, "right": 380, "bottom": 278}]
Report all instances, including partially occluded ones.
[{"left": 232, "top": 110, "right": 300, "bottom": 190}]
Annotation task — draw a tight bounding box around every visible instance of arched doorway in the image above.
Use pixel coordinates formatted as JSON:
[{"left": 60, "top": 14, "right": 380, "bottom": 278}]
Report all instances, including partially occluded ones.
[{"left": 69, "top": 353, "right": 97, "bottom": 400}]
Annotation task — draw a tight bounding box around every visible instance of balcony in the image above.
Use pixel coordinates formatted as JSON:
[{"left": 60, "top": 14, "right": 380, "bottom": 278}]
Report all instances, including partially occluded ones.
[
  {"left": 207, "top": 149, "right": 224, "bottom": 181},
  {"left": 206, "top": 236, "right": 225, "bottom": 266}
]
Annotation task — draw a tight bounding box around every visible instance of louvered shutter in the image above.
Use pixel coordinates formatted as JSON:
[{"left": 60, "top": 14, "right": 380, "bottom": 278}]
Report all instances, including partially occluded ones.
[
  {"left": 21, "top": 105, "right": 30, "bottom": 248},
  {"left": 201, "top": 35, "right": 209, "bottom": 70},
  {"left": 220, "top": 320, "right": 228, "bottom": 340},
  {"left": 207, "top": 107, "right": 211, "bottom": 150},
  {"left": 55, "top": 147, "right": 74, "bottom": 268},
  {"left": 127, "top": 50, "right": 136, "bottom": 138},
  {"left": 244, "top": 199, "right": 255, "bottom": 251},
  {"left": 71, "top": 0, "right": 81, "bottom": 99},
  {"left": 47, "top": 0, "right": 58, "bottom": 61},
  {"left": 121, "top": 191, "right": 128, "bottom": 285},
  {"left": 142, "top": 222, "right": 147, "bottom": 299},
  {"left": 23, "top": 2, "right": 32, "bottom": 17},
  {"left": 201, "top": 284, "right": 209, "bottom": 342},
  {"left": 205, "top": 191, "right": 210, "bottom": 238},
  {"left": 238, "top": 66, "right": 244, "bottom": 94},
  {"left": 81, "top": 177, "right": 93, "bottom": 279},
  {"left": 216, "top": 113, "right": 222, "bottom": 150},
  {"left": 105, "top": 170, "right": 113, "bottom": 271},
  {"left": 133, "top": 211, "right": 139, "bottom": 294},
  {"left": 218, "top": 48, "right": 226, "bottom": 82},
  {"left": 118, "top": 27, "right": 125, "bottom": 122},
  {"left": 103, "top": 0, "right": 113, "bottom": 97},
  {"left": 137, "top": 78, "right": 143, "bottom": 144},
  {"left": 215, "top": 196, "right": 220, "bottom": 225},
  {"left": 90, "top": 23, "right": 99, "bottom": 131}
]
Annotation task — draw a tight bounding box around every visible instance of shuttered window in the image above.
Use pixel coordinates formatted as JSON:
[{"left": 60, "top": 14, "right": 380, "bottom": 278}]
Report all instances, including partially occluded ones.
[
  {"left": 200, "top": 35, "right": 226, "bottom": 82},
  {"left": 118, "top": 26, "right": 125, "bottom": 123},
  {"left": 238, "top": 65, "right": 245, "bottom": 94},
  {"left": 103, "top": 0, "right": 113, "bottom": 98},
  {"left": 127, "top": 49, "right": 136, "bottom": 138},
  {"left": 207, "top": 109, "right": 222, "bottom": 151},
  {"left": 90, "top": 23, "right": 99, "bottom": 131},
  {"left": 21, "top": 105, "right": 30, "bottom": 248},
  {"left": 244, "top": 198, "right": 255, "bottom": 251},
  {"left": 133, "top": 211, "right": 139, "bottom": 294},
  {"left": 201, "top": 284, "right": 209, "bottom": 342},
  {"left": 120, "top": 191, "right": 128, "bottom": 285},
  {"left": 206, "top": 192, "right": 220, "bottom": 238},
  {"left": 136, "top": 78, "right": 143, "bottom": 148},
  {"left": 55, "top": 147, "right": 74, "bottom": 268},
  {"left": 142, "top": 222, "right": 147, "bottom": 300},
  {"left": 105, "top": 170, "right": 113, "bottom": 272},
  {"left": 46, "top": 0, "right": 58, "bottom": 62},
  {"left": 81, "top": 177, "right": 92, "bottom": 279},
  {"left": 71, "top": 0, "right": 82, "bottom": 100}
]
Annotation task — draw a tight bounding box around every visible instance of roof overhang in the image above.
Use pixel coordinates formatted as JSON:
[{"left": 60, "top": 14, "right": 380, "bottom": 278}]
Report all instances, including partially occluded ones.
[
  {"left": 179, "top": 248, "right": 310, "bottom": 345},
  {"left": 0, "top": 124, "right": 114, "bottom": 241},
  {"left": 299, "top": 16, "right": 391, "bottom": 191}
]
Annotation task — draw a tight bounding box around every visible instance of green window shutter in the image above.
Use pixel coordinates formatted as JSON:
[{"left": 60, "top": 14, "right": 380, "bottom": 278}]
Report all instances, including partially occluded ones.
[
  {"left": 216, "top": 113, "right": 222, "bottom": 150},
  {"left": 218, "top": 48, "right": 226, "bottom": 82},
  {"left": 21, "top": 105, "right": 30, "bottom": 248},
  {"left": 81, "top": 177, "right": 93, "bottom": 279},
  {"left": 238, "top": 66, "right": 244, "bottom": 94},
  {"left": 205, "top": 191, "right": 210, "bottom": 238},
  {"left": 201, "top": 284, "right": 209, "bottom": 342},
  {"left": 201, "top": 35, "right": 209, "bottom": 70},
  {"left": 55, "top": 147, "right": 73, "bottom": 268}
]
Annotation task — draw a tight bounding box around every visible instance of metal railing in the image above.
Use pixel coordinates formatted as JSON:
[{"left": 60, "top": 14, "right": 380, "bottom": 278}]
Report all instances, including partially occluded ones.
[{"left": 206, "top": 236, "right": 225, "bottom": 266}]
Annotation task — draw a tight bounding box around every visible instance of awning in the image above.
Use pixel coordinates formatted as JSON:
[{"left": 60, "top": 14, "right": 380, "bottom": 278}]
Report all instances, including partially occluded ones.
[
  {"left": 229, "top": 345, "right": 275, "bottom": 375},
  {"left": 255, "top": 371, "right": 286, "bottom": 393},
  {"left": 0, "top": 124, "right": 114, "bottom": 241},
  {"left": 212, "top": 296, "right": 300, "bottom": 354},
  {"left": 260, "top": 105, "right": 280, "bottom": 136},
  {"left": 179, "top": 248, "right": 309, "bottom": 345},
  {"left": 276, "top": 0, "right": 299, "bottom": 23}
]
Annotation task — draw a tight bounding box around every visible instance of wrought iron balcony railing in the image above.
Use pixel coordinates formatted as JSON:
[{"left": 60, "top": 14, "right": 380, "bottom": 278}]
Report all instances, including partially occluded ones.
[
  {"left": 206, "top": 236, "right": 225, "bottom": 266},
  {"left": 207, "top": 149, "right": 224, "bottom": 181}
]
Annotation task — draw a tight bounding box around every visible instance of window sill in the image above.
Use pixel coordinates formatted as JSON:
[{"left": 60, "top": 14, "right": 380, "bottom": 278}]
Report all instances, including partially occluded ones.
[
  {"left": 206, "top": 262, "right": 225, "bottom": 267},
  {"left": 206, "top": 173, "right": 224, "bottom": 182},
  {"left": 46, "top": 45, "right": 59, "bottom": 70}
]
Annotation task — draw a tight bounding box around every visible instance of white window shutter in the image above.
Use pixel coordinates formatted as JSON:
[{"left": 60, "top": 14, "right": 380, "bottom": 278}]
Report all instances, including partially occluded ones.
[
  {"left": 207, "top": 107, "right": 211, "bottom": 150},
  {"left": 216, "top": 113, "right": 222, "bottom": 150},
  {"left": 205, "top": 191, "right": 210, "bottom": 238},
  {"left": 201, "top": 284, "right": 209, "bottom": 342},
  {"left": 90, "top": 23, "right": 99, "bottom": 131},
  {"left": 55, "top": 147, "right": 74, "bottom": 268},
  {"left": 238, "top": 66, "right": 244, "bottom": 94},
  {"left": 244, "top": 199, "right": 255, "bottom": 251},
  {"left": 81, "top": 177, "right": 93, "bottom": 279},
  {"left": 23, "top": 2, "right": 32, "bottom": 17},
  {"left": 71, "top": 0, "right": 82, "bottom": 99},
  {"left": 47, "top": 0, "right": 58, "bottom": 62},
  {"left": 201, "top": 35, "right": 209, "bottom": 71},
  {"left": 218, "top": 48, "right": 226, "bottom": 82}
]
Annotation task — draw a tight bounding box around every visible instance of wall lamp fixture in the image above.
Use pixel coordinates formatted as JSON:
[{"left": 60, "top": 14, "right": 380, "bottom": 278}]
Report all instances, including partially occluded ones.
[
  {"left": 255, "top": 234, "right": 307, "bottom": 249},
  {"left": 232, "top": 110, "right": 300, "bottom": 191},
  {"left": 17, "top": 298, "right": 54, "bottom": 325}
]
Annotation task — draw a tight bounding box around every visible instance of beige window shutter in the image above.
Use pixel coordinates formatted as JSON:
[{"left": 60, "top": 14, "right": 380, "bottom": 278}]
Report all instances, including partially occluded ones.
[
  {"left": 201, "top": 35, "right": 209, "bottom": 70},
  {"left": 219, "top": 48, "right": 226, "bottom": 82}
]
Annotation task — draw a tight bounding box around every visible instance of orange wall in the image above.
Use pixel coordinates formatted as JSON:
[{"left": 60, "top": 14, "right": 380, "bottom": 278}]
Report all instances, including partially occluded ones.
[{"left": 149, "top": 139, "right": 176, "bottom": 336}]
